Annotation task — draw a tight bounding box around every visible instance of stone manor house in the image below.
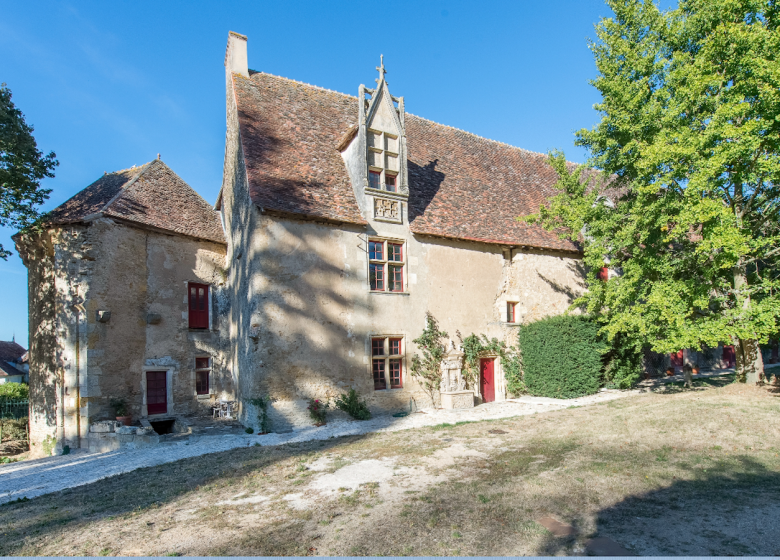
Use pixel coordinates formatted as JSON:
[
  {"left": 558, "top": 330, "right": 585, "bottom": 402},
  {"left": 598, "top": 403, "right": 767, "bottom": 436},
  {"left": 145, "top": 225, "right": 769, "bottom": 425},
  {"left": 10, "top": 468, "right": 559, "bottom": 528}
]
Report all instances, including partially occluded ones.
[{"left": 16, "top": 32, "right": 737, "bottom": 455}]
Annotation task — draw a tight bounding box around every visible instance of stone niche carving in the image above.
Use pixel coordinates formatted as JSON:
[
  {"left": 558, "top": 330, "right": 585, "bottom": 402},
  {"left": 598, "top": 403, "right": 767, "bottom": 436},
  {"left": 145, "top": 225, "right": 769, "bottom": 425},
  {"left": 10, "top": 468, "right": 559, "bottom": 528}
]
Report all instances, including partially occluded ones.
[
  {"left": 374, "top": 197, "right": 400, "bottom": 221},
  {"left": 439, "top": 341, "right": 474, "bottom": 409}
]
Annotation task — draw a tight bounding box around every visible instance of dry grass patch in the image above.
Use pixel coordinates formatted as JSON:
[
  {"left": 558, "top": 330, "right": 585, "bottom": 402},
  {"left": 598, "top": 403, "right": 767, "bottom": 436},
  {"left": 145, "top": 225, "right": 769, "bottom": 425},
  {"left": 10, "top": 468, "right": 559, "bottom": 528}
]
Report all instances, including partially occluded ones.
[{"left": 1, "top": 379, "right": 779, "bottom": 556}]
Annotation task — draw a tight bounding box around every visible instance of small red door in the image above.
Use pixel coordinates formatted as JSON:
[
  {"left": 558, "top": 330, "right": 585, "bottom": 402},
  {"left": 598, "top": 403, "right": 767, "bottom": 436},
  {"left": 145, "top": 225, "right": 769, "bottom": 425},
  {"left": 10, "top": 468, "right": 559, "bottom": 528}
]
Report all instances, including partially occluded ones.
[
  {"left": 480, "top": 358, "right": 495, "bottom": 403},
  {"left": 670, "top": 350, "right": 684, "bottom": 369},
  {"left": 722, "top": 345, "right": 736, "bottom": 368},
  {"left": 147, "top": 371, "right": 167, "bottom": 415}
]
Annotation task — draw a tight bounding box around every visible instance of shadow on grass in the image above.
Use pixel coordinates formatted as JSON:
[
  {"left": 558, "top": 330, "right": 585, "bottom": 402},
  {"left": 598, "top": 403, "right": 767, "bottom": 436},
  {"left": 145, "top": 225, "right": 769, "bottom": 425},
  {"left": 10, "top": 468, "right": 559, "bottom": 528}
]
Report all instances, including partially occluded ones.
[
  {"left": 0, "top": 433, "right": 368, "bottom": 556},
  {"left": 537, "top": 455, "right": 780, "bottom": 556}
]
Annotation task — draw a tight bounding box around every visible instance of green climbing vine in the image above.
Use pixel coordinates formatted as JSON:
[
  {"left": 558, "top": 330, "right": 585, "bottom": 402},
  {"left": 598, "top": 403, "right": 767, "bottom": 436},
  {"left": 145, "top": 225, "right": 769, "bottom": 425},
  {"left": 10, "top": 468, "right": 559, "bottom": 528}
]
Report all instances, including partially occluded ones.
[
  {"left": 410, "top": 312, "right": 449, "bottom": 405},
  {"left": 459, "top": 332, "right": 525, "bottom": 395}
]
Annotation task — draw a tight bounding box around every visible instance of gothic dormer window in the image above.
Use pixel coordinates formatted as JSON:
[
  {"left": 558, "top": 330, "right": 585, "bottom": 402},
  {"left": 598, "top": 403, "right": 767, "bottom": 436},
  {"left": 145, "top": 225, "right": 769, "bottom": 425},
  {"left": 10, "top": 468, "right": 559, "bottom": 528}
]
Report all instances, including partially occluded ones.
[{"left": 367, "top": 129, "right": 399, "bottom": 192}]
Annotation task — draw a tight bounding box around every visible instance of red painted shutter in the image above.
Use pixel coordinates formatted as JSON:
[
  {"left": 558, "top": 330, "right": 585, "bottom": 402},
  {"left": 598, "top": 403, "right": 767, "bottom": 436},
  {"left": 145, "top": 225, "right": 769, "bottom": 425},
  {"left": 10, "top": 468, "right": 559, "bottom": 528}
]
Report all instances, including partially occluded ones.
[{"left": 188, "top": 283, "right": 209, "bottom": 329}]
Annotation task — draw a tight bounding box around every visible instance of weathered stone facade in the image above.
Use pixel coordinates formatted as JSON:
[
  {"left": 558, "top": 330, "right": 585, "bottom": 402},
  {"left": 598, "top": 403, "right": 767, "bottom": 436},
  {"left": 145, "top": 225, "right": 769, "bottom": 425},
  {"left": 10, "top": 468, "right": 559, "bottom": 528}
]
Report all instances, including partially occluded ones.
[
  {"left": 20, "top": 32, "right": 591, "bottom": 453},
  {"left": 17, "top": 163, "right": 230, "bottom": 457},
  {"left": 218, "top": 33, "right": 586, "bottom": 431}
]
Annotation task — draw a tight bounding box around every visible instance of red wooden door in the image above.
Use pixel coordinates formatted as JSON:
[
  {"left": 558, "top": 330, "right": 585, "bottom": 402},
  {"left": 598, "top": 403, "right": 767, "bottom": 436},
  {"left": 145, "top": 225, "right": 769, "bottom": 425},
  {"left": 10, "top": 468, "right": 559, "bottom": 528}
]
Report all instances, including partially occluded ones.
[
  {"left": 146, "top": 371, "right": 167, "bottom": 415},
  {"left": 722, "top": 345, "right": 736, "bottom": 368},
  {"left": 480, "top": 358, "right": 495, "bottom": 403},
  {"left": 670, "top": 350, "right": 684, "bottom": 368}
]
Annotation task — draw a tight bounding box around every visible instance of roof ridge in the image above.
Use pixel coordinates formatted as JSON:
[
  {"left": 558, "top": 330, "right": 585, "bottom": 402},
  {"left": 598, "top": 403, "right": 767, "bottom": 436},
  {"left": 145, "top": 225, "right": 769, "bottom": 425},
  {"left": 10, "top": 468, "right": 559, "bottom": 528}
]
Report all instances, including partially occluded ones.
[
  {"left": 248, "top": 71, "right": 582, "bottom": 166},
  {"left": 99, "top": 160, "right": 155, "bottom": 215},
  {"left": 247, "top": 71, "right": 358, "bottom": 101}
]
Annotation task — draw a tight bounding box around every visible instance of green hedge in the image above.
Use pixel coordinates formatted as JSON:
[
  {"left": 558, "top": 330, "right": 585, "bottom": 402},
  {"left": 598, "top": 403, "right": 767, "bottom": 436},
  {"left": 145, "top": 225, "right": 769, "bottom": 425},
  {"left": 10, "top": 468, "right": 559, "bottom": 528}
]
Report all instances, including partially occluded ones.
[{"left": 519, "top": 314, "right": 606, "bottom": 398}]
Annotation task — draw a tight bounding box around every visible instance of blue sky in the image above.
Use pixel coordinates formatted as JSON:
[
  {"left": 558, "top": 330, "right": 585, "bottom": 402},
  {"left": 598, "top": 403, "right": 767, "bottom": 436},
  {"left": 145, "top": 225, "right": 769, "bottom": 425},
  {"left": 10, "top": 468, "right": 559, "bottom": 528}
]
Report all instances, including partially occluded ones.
[{"left": 0, "top": 1, "right": 674, "bottom": 347}]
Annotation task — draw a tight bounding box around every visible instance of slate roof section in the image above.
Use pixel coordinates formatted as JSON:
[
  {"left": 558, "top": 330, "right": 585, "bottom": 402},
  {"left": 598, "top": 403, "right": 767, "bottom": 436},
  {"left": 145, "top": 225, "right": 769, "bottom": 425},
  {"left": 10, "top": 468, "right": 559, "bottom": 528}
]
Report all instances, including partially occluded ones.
[
  {"left": 233, "top": 72, "right": 580, "bottom": 252},
  {"left": 46, "top": 160, "right": 226, "bottom": 245},
  {"left": 0, "top": 341, "right": 26, "bottom": 363},
  {"left": 0, "top": 360, "right": 26, "bottom": 378}
]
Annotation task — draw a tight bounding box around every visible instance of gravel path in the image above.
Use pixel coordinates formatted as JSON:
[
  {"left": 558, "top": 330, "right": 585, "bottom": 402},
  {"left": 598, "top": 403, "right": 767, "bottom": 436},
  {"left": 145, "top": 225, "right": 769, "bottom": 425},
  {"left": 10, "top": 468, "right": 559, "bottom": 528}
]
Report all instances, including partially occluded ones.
[{"left": 0, "top": 389, "right": 635, "bottom": 504}]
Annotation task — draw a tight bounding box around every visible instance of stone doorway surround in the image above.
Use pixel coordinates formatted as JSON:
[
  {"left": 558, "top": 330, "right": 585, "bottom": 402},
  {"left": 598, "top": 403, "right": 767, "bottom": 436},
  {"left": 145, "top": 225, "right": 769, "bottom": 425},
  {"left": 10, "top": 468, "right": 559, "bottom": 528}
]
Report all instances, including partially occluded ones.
[
  {"left": 141, "top": 360, "right": 177, "bottom": 418},
  {"left": 474, "top": 353, "right": 506, "bottom": 403}
]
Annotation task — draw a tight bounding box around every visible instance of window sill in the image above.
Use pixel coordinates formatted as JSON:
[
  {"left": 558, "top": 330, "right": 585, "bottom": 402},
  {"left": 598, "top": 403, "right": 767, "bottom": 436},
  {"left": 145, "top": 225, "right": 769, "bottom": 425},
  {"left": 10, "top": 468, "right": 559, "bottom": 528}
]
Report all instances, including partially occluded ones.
[
  {"left": 196, "top": 394, "right": 212, "bottom": 400},
  {"left": 505, "top": 322, "right": 522, "bottom": 326},
  {"left": 363, "top": 187, "right": 409, "bottom": 201},
  {"left": 369, "top": 291, "right": 410, "bottom": 296},
  {"left": 374, "top": 387, "right": 405, "bottom": 392}
]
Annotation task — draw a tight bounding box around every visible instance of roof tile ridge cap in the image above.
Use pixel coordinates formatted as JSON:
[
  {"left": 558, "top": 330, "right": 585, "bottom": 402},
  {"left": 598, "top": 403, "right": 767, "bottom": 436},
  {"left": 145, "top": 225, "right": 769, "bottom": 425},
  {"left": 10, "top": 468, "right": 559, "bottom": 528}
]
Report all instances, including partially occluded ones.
[
  {"left": 406, "top": 112, "right": 584, "bottom": 166},
  {"left": 248, "top": 71, "right": 358, "bottom": 101},
  {"left": 99, "top": 160, "right": 155, "bottom": 215}
]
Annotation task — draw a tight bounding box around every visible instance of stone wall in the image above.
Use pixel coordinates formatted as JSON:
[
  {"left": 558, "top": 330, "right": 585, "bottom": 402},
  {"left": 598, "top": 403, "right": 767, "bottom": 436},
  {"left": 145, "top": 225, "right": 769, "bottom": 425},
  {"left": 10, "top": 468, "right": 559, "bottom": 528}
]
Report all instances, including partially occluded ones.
[{"left": 19, "top": 219, "right": 229, "bottom": 456}]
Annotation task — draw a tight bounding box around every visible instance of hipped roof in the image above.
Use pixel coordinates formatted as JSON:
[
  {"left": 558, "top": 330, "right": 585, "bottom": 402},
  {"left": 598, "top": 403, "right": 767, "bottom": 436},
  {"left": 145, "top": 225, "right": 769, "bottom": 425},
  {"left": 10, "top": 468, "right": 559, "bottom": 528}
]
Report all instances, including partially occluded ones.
[{"left": 46, "top": 160, "right": 225, "bottom": 245}]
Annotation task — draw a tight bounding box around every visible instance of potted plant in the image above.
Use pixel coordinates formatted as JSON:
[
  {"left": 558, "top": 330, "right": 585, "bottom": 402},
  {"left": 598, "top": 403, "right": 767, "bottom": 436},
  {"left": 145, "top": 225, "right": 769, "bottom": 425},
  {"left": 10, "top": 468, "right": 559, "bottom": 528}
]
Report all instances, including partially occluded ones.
[{"left": 110, "top": 398, "right": 131, "bottom": 426}]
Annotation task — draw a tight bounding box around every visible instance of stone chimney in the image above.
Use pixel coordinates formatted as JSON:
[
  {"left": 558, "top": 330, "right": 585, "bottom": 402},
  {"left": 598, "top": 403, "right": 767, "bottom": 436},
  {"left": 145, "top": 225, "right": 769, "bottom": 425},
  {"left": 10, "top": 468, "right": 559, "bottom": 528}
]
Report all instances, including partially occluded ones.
[{"left": 224, "top": 31, "right": 248, "bottom": 78}]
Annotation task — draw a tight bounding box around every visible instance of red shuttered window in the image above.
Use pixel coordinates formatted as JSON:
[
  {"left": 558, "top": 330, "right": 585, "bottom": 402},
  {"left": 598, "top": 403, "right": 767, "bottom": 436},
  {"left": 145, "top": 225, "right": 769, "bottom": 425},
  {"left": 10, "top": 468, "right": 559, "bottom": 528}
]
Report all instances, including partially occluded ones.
[
  {"left": 371, "top": 336, "right": 404, "bottom": 390},
  {"left": 188, "top": 282, "right": 209, "bottom": 329},
  {"left": 368, "top": 239, "right": 405, "bottom": 293}
]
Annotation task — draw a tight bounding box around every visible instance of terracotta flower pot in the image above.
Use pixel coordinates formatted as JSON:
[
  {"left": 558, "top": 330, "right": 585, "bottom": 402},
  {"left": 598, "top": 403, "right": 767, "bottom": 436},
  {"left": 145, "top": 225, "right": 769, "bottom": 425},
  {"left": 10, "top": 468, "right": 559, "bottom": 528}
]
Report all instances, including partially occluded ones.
[
  {"left": 116, "top": 416, "right": 132, "bottom": 426},
  {"left": 692, "top": 367, "right": 700, "bottom": 375},
  {"left": 666, "top": 368, "right": 675, "bottom": 377}
]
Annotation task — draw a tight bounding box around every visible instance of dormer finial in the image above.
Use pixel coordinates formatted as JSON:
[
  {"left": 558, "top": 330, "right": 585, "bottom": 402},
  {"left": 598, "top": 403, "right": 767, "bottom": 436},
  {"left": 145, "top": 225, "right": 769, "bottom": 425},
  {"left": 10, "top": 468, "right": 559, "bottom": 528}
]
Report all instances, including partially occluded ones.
[{"left": 375, "top": 54, "right": 386, "bottom": 84}]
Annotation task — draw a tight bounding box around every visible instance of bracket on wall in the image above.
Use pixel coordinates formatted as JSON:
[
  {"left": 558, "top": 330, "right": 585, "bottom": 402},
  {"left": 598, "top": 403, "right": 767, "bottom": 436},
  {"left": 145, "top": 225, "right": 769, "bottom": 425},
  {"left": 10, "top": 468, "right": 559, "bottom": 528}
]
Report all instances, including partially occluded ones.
[{"left": 96, "top": 310, "right": 111, "bottom": 323}]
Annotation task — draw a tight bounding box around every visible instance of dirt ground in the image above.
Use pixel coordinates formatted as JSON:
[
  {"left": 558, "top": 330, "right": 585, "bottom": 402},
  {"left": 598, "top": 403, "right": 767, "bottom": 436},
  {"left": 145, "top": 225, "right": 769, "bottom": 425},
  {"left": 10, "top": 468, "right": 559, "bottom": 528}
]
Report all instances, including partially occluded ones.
[{"left": 1, "top": 376, "right": 779, "bottom": 556}]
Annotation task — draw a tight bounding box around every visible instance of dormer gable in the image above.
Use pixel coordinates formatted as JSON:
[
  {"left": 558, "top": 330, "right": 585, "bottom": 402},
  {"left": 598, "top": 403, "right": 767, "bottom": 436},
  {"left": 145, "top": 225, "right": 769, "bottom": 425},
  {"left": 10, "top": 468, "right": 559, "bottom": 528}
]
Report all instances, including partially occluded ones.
[
  {"left": 362, "top": 56, "right": 408, "bottom": 197},
  {"left": 340, "top": 56, "right": 409, "bottom": 224}
]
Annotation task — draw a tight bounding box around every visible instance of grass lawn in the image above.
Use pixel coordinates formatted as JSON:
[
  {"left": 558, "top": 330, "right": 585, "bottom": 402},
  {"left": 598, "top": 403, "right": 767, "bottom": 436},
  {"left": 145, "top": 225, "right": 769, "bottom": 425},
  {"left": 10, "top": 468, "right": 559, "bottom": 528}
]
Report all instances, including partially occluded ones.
[{"left": 1, "top": 379, "right": 779, "bottom": 556}]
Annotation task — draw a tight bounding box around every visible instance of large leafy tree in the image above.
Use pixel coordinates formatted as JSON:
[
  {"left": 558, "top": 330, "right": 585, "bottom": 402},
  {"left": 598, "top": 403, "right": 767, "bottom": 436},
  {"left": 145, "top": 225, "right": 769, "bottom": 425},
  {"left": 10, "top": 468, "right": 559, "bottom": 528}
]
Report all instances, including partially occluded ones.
[
  {"left": 526, "top": 0, "right": 780, "bottom": 384},
  {"left": 0, "top": 83, "right": 57, "bottom": 259}
]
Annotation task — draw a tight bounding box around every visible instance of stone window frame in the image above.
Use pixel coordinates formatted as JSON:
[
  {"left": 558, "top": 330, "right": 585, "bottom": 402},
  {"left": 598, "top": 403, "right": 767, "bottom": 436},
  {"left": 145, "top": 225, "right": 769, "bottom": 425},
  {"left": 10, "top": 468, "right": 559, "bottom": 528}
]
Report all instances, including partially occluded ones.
[
  {"left": 367, "top": 128, "right": 400, "bottom": 192},
  {"left": 506, "top": 301, "right": 518, "bottom": 324},
  {"left": 141, "top": 366, "right": 175, "bottom": 418},
  {"left": 370, "top": 335, "right": 405, "bottom": 390},
  {"left": 368, "top": 237, "right": 406, "bottom": 294},
  {"left": 195, "top": 356, "right": 211, "bottom": 398}
]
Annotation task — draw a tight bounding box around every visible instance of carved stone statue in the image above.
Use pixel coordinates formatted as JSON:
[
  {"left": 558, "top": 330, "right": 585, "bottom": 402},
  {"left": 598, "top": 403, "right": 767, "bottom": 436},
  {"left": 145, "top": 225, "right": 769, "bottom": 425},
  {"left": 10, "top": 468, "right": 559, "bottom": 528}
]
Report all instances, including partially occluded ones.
[{"left": 439, "top": 343, "right": 474, "bottom": 409}]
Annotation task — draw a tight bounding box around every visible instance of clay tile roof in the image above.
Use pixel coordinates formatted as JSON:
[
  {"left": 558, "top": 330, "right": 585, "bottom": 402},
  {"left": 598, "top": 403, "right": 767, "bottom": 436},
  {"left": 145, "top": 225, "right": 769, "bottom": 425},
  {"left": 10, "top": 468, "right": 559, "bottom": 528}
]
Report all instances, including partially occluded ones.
[
  {"left": 46, "top": 160, "right": 226, "bottom": 245},
  {"left": 234, "top": 73, "right": 367, "bottom": 225},
  {"left": 0, "top": 341, "right": 26, "bottom": 362},
  {"left": 233, "top": 72, "right": 580, "bottom": 252}
]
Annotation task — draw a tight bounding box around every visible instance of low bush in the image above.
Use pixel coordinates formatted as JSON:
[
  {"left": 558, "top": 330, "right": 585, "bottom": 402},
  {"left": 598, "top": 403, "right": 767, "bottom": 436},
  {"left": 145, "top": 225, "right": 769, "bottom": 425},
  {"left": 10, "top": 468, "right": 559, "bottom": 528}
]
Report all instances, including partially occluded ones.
[
  {"left": 307, "top": 398, "right": 329, "bottom": 425},
  {"left": 519, "top": 314, "right": 607, "bottom": 398},
  {"left": 334, "top": 388, "right": 372, "bottom": 420},
  {"left": 0, "top": 417, "right": 28, "bottom": 442},
  {"left": 0, "top": 383, "right": 28, "bottom": 402}
]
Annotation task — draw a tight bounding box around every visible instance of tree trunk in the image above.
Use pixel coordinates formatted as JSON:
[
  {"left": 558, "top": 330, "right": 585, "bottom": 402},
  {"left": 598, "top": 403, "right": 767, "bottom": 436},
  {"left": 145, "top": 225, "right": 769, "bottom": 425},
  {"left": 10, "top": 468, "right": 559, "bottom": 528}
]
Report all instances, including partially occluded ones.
[{"left": 735, "top": 338, "right": 765, "bottom": 384}]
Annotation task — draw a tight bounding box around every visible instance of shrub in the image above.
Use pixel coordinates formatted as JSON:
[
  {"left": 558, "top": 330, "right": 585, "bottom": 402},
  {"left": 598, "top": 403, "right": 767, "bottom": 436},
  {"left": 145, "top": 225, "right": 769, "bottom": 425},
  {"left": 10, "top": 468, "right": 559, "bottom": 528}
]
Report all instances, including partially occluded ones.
[
  {"left": 334, "top": 388, "right": 372, "bottom": 420},
  {"left": 0, "top": 383, "right": 28, "bottom": 402},
  {"left": 0, "top": 417, "right": 27, "bottom": 442},
  {"left": 307, "top": 398, "right": 329, "bottom": 425},
  {"left": 603, "top": 332, "right": 644, "bottom": 389},
  {"left": 245, "top": 427, "right": 254, "bottom": 434},
  {"left": 248, "top": 395, "right": 271, "bottom": 433},
  {"left": 110, "top": 398, "right": 128, "bottom": 417},
  {"left": 519, "top": 314, "right": 607, "bottom": 398}
]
